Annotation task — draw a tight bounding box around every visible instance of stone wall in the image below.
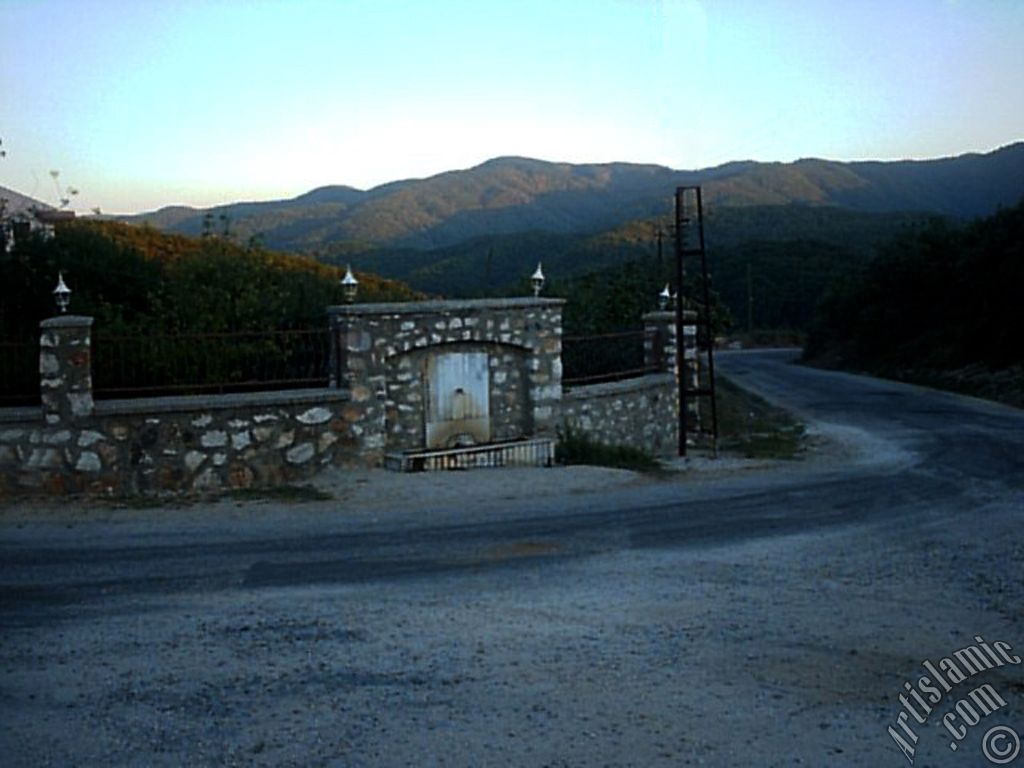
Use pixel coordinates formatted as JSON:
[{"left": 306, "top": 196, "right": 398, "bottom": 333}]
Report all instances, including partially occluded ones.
[
  {"left": 329, "top": 298, "right": 564, "bottom": 460},
  {"left": 0, "top": 390, "right": 359, "bottom": 498},
  {"left": 382, "top": 342, "right": 533, "bottom": 451},
  {"left": 560, "top": 373, "right": 678, "bottom": 455},
  {"left": 0, "top": 315, "right": 362, "bottom": 498},
  {"left": 553, "top": 310, "right": 695, "bottom": 457},
  {"left": 0, "top": 299, "right": 695, "bottom": 496}
]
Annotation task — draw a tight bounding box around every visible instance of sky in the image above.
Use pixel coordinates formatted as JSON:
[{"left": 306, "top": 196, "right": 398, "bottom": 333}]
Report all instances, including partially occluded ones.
[{"left": 1, "top": 0, "right": 1022, "bottom": 214}]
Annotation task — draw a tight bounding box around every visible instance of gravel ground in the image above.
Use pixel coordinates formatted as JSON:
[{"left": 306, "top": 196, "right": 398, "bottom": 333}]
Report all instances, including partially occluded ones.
[{"left": 1, "top": 495, "right": 1021, "bottom": 767}]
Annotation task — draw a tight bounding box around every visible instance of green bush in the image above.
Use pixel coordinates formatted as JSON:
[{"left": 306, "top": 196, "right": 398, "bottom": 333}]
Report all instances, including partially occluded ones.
[{"left": 555, "top": 423, "right": 662, "bottom": 472}]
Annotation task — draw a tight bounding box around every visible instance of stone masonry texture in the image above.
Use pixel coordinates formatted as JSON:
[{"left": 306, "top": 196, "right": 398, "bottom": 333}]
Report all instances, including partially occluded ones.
[
  {"left": 0, "top": 390, "right": 357, "bottom": 498},
  {"left": 1, "top": 301, "right": 694, "bottom": 497},
  {"left": 561, "top": 374, "right": 678, "bottom": 455},
  {"left": 329, "top": 298, "right": 565, "bottom": 460}
]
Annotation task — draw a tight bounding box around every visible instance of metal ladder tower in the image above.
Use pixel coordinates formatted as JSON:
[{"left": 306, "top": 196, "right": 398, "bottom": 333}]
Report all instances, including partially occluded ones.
[{"left": 674, "top": 185, "right": 719, "bottom": 457}]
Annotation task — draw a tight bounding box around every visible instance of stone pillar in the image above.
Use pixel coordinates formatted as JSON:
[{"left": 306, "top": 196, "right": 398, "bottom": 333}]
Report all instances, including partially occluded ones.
[
  {"left": 39, "top": 315, "right": 94, "bottom": 426},
  {"left": 681, "top": 309, "right": 700, "bottom": 432},
  {"left": 327, "top": 307, "right": 386, "bottom": 464},
  {"left": 641, "top": 308, "right": 698, "bottom": 387},
  {"left": 642, "top": 309, "right": 700, "bottom": 437},
  {"left": 528, "top": 302, "right": 564, "bottom": 439},
  {"left": 642, "top": 311, "right": 676, "bottom": 374}
]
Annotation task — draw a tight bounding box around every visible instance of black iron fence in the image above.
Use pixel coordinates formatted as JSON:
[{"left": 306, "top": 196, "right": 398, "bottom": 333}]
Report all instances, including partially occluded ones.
[
  {"left": 562, "top": 328, "right": 662, "bottom": 386},
  {"left": 92, "top": 329, "right": 331, "bottom": 399},
  {"left": 4, "top": 325, "right": 663, "bottom": 403},
  {"left": 0, "top": 340, "right": 40, "bottom": 407}
]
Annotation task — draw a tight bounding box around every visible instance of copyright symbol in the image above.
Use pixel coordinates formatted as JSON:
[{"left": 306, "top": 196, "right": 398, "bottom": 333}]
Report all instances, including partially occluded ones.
[{"left": 983, "top": 725, "right": 1021, "bottom": 765}]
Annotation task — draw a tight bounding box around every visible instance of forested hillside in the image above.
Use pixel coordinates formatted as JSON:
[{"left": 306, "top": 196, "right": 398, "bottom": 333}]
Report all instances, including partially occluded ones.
[
  {"left": 338, "top": 205, "right": 934, "bottom": 337},
  {"left": 8, "top": 144, "right": 1019, "bottom": 348},
  {"left": 804, "top": 199, "right": 1024, "bottom": 406},
  {"left": 0, "top": 221, "right": 419, "bottom": 341}
]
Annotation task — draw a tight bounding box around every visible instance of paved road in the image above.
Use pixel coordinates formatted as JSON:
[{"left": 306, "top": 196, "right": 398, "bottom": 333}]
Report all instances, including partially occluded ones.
[{"left": 2, "top": 350, "right": 1022, "bottom": 767}]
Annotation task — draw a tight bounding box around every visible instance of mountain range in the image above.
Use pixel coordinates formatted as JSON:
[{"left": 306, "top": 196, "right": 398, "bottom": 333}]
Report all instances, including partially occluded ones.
[
  {"left": 5, "top": 144, "right": 1022, "bottom": 331},
  {"left": 119, "top": 143, "right": 1024, "bottom": 252}
]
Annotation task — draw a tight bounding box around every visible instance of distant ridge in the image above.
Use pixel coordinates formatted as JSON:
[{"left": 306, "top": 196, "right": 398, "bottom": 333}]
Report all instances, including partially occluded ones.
[{"left": 123, "top": 143, "right": 1024, "bottom": 252}]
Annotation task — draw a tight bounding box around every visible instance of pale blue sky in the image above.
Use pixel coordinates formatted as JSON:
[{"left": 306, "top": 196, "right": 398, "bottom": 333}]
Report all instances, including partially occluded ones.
[{"left": 2, "top": 0, "right": 1022, "bottom": 213}]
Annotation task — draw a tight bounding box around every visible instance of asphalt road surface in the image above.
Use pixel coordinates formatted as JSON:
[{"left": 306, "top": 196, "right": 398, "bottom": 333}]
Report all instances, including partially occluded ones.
[{"left": 2, "top": 350, "right": 1022, "bottom": 767}]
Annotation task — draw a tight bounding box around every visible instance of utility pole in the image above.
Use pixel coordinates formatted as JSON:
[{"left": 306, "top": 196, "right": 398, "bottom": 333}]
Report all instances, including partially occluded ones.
[
  {"left": 747, "top": 261, "right": 754, "bottom": 336},
  {"left": 674, "top": 190, "right": 688, "bottom": 457},
  {"left": 483, "top": 248, "right": 493, "bottom": 293},
  {"left": 655, "top": 226, "right": 664, "bottom": 272}
]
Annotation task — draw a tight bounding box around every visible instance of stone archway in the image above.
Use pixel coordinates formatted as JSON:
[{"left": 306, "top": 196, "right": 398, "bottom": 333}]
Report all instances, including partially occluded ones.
[{"left": 328, "top": 297, "right": 564, "bottom": 465}]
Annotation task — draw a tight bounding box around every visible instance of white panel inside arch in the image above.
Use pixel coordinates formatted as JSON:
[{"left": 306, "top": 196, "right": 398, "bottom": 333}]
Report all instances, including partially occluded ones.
[{"left": 425, "top": 351, "right": 490, "bottom": 448}]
